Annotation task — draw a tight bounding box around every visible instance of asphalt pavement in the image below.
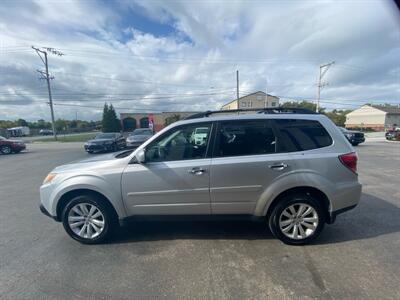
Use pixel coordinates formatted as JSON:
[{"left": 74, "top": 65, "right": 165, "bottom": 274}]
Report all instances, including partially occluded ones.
[{"left": 0, "top": 140, "right": 399, "bottom": 299}]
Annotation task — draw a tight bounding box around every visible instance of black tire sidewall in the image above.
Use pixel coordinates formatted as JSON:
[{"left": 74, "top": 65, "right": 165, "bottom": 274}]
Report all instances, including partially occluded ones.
[
  {"left": 269, "top": 194, "right": 325, "bottom": 245},
  {"left": 62, "top": 195, "right": 112, "bottom": 244}
]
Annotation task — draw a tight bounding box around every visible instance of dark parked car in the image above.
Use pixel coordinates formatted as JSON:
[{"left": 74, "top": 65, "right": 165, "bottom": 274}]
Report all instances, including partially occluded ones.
[
  {"left": 84, "top": 133, "right": 126, "bottom": 153},
  {"left": 385, "top": 129, "right": 400, "bottom": 141},
  {"left": 338, "top": 127, "right": 365, "bottom": 146},
  {"left": 39, "top": 129, "right": 54, "bottom": 135},
  {"left": 126, "top": 128, "right": 154, "bottom": 148},
  {"left": 0, "top": 136, "right": 26, "bottom": 154}
]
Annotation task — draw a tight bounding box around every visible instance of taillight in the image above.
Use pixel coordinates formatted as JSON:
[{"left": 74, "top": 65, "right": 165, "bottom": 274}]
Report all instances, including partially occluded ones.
[{"left": 339, "top": 152, "right": 358, "bottom": 174}]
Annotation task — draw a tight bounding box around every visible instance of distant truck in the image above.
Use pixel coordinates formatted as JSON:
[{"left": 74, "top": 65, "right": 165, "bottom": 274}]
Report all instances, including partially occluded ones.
[{"left": 7, "top": 126, "right": 30, "bottom": 137}]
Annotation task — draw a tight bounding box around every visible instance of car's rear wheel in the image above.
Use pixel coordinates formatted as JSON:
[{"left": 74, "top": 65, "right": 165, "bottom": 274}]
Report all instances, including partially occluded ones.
[
  {"left": 0, "top": 145, "right": 12, "bottom": 154},
  {"left": 62, "top": 195, "right": 115, "bottom": 244},
  {"left": 268, "top": 193, "right": 325, "bottom": 245}
]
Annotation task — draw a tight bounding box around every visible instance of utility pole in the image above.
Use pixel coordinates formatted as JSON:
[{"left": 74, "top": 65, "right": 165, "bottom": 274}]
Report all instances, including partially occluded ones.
[
  {"left": 236, "top": 70, "right": 239, "bottom": 101},
  {"left": 32, "top": 46, "right": 64, "bottom": 140},
  {"left": 316, "top": 61, "right": 335, "bottom": 113}
]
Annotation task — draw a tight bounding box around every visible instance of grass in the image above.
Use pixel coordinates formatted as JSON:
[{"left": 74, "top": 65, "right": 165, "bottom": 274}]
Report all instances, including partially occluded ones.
[{"left": 34, "top": 132, "right": 97, "bottom": 143}]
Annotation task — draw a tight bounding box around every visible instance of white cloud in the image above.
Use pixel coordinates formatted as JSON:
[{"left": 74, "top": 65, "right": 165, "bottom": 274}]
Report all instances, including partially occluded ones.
[{"left": 0, "top": 0, "right": 399, "bottom": 120}]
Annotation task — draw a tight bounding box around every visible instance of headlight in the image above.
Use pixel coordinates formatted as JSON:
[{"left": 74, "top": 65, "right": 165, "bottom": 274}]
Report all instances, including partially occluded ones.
[
  {"left": 43, "top": 173, "right": 57, "bottom": 184},
  {"left": 345, "top": 133, "right": 354, "bottom": 138}
]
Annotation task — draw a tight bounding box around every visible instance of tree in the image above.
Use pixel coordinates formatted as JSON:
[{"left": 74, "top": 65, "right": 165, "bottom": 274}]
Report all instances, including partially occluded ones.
[
  {"left": 280, "top": 100, "right": 325, "bottom": 113},
  {"left": 17, "top": 119, "right": 28, "bottom": 126},
  {"left": 101, "top": 103, "right": 121, "bottom": 132},
  {"left": 164, "top": 114, "right": 181, "bottom": 126}
]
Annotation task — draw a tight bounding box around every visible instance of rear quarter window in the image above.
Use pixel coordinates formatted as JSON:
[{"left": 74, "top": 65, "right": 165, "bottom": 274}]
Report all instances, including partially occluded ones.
[{"left": 273, "top": 119, "right": 332, "bottom": 152}]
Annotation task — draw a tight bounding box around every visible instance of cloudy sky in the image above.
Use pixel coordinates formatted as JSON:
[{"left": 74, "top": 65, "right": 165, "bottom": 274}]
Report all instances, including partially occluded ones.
[{"left": 0, "top": 0, "right": 399, "bottom": 121}]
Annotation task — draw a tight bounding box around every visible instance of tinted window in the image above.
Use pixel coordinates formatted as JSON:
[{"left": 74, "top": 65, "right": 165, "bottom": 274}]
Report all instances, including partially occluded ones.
[
  {"left": 145, "top": 123, "right": 211, "bottom": 162},
  {"left": 216, "top": 120, "right": 276, "bottom": 157},
  {"left": 274, "top": 119, "right": 332, "bottom": 152}
]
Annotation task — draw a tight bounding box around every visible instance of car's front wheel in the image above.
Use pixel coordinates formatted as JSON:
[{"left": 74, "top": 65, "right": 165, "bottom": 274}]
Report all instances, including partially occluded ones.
[
  {"left": 62, "top": 195, "right": 115, "bottom": 244},
  {"left": 268, "top": 193, "right": 325, "bottom": 245}
]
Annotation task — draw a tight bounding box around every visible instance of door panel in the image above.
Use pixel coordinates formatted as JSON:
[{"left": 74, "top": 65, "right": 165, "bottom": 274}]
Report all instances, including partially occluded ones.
[
  {"left": 122, "top": 160, "right": 211, "bottom": 215},
  {"left": 210, "top": 154, "right": 291, "bottom": 214}
]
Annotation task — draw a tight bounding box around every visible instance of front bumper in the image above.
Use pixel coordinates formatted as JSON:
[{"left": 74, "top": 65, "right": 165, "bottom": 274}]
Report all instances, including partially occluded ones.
[
  {"left": 84, "top": 144, "right": 113, "bottom": 152},
  {"left": 40, "top": 204, "right": 58, "bottom": 221}
]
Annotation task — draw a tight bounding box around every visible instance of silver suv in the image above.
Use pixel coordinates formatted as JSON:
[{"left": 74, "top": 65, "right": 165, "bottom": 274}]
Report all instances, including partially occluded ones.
[{"left": 40, "top": 108, "right": 361, "bottom": 245}]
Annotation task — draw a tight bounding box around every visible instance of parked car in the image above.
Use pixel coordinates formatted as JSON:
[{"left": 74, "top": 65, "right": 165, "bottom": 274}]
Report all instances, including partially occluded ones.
[
  {"left": 338, "top": 127, "right": 365, "bottom": 146},
  {"left": 126, "top": 128, "right": 154, "bottom": 148},
  {"left": 84, "top": 132, "right": 126, "bottom": 153},
  {"left": 40, "top": 108, "right": 361, "bottom": 245},
  {"left": 39, "top": 129, "right": 54, "bottom": 135},
  {"left": 385, "top": 129, "right": 400, "bottom": 141},
  {"left": 0, "top": 136, "right": 26, "bottom": 154}
]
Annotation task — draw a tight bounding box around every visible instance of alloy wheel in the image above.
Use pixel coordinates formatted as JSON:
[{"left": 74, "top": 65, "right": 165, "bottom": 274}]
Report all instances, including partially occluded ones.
[
  {"left": 68, "top": 203, "right": 105, "bottom": 239},
  {"left": 279, "top": 203, "right": 319, "bottom": 240}
]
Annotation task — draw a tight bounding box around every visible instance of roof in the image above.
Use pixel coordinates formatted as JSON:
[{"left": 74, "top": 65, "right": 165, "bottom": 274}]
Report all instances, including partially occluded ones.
[
  {"left": 174, "top": 112, "right": 327, "bottom": 127},
  {"left": 371, "top": 105, "right": 400, "bottom": 114},
  {"left": 221, "top": 91, "right": 279, "bottom": 107}
]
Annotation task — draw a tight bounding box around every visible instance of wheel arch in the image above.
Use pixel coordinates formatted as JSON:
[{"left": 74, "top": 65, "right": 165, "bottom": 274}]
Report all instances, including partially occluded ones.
[
  {"left": 265, "top": 186, "right": 330, "bottom": 221},
  {"left": 56, "top": 189, "right": 118, "bottom": 222}
]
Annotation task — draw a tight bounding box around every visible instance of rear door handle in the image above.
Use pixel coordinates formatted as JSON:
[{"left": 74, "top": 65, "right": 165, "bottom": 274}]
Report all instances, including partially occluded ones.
[
  {"left": 189, "top": 167, "right": 206, "bottom": 175},
  {"left": 269, "top": 163, "right": 288, "bottom": 170}
]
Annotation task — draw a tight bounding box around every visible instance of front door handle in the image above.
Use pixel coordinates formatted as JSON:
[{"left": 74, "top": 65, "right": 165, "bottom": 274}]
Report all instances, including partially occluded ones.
[
  {"left": 189, "top": 167, "right": 206, "bottom": 175},
  {"left": 269, "top": 163, "right": 289, "bottom": 170}
]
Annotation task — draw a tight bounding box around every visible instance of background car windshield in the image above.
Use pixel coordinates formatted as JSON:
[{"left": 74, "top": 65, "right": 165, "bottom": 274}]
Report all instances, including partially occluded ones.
[
  {"left": 95, "top": 133, "right": 116, "bottom": 139},
  {"left": 132, "top": 129, "right": 152, "bottom": 135},
  {"left": 0, "top": 136, "right": 6, "bottom": 140}
]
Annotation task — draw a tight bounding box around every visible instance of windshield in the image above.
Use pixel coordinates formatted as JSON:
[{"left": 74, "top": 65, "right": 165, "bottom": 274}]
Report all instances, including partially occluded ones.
[
  {"left": 95, "top": 133, "right": 116, "bottom": 139},
  {"left": 131, "top": 129, "right": 152, "bottom": 136}
]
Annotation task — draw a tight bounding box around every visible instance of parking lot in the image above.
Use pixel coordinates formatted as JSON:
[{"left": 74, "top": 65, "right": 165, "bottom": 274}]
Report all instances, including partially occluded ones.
[{"left": 0, "top": 140, "right": 399, "bottom": 299}]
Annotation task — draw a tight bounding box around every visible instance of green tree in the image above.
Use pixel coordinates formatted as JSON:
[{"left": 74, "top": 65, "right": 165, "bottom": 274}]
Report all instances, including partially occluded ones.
[
  {"left": 280, "top": 100, "right": 325, "bottom": 113},
  {"left": 17, "top": 119, "right": 28, "bottom": 126},
  {"left": 164, "top": 114, "right": 181, "bottom": 126},
  {"left": 101, "top": 103, "right": 121, "bottom": 132}
]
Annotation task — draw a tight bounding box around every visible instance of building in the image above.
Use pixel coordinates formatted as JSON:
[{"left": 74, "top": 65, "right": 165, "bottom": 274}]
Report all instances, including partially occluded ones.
[
  {"left": 221, "top": 91, "right": 279, "bottom": 110},
  {"left": 120, "top": 111, "right": 197, "bottom": 132},
  {"left": 345, "top": 105, "right": 400, "bottom": 130}
]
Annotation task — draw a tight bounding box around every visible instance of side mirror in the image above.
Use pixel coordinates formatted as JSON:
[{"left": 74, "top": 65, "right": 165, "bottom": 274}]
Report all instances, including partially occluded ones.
[{"left": 135, "top": 148, "right": 146, "bottom": 163}]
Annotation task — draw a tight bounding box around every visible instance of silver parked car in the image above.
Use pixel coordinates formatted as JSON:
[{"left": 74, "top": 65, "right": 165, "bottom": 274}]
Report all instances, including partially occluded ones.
[
  {"left": 40, "top": 108, "right": 361, "bottom": 245},
  {"left": 126, "top": 128, "right": 154, "bottom": 148}
]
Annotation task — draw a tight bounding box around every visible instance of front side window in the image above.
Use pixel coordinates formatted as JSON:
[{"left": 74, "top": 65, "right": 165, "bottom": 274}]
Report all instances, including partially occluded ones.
[
  {"left": 215, "top": 120, "right": 276, "bottom": 157},
  {"left": 274, "top": 119, "right": 332, "bottom": 152},
  {"left": 145, "top": 123, "right": 212, "bottom": 162}
]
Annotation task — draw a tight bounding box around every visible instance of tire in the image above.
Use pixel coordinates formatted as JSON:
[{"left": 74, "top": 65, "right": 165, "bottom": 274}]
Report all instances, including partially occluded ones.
[
  {"left": 87, "top": 150, "right": 94, "bottom": 154},
  {"left": 268, "top": 193, "right": 325, "bottom": 245},
  {"left": 0, "top": 145, "right": 12, "bottom": 154},
  {"left": 351, "top": 142, "right": 359, "bottom": 146},
  {"left": 61, "top": 194, "right": 116, "bottom": 244}
]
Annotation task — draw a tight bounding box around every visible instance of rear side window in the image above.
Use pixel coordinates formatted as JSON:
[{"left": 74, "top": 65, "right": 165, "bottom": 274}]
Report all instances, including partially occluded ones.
[
  {"left": 274, "top": 119, "right": 332, "bottom": 152},
  {"left": 215, "top": 120, "right": 276, "bottom": 157}
]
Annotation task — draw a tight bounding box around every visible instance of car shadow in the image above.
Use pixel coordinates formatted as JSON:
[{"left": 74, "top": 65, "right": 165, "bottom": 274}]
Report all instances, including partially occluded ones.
[{"left": 109, "top": 193, "right": 399, "bottom": 245}]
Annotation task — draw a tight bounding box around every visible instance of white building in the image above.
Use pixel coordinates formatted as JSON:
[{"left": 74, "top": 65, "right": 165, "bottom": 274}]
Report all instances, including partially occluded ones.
[
  {"left": 221, "top": 91, "right": 279, "bottom": 110},
  {"left": 345, "top": 105, "right": 400, "bottom": 130}
]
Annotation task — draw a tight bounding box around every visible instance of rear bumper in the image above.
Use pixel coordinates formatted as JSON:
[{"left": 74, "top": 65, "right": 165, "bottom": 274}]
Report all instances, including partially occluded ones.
[
  {"left": 12, "top": 144, "right": 26, "bottom": 151},
  {"left": 327, "top": 204, "right": 357, "bottom": 224}
]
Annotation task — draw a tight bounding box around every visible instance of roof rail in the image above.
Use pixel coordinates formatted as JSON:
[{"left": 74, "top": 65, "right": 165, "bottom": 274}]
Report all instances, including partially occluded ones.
[{"left": 184, "top": 107, "right": 317, "bottom": 120}]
